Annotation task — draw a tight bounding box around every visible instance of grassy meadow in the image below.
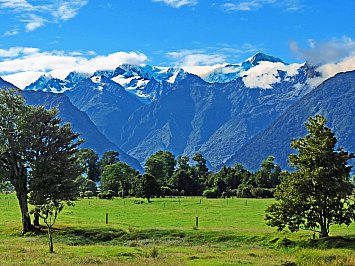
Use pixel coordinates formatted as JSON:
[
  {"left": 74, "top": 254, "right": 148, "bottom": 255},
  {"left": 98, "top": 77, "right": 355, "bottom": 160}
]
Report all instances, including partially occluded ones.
[{"left": 0, "top": 193, "right": 354, "bottom": 265}]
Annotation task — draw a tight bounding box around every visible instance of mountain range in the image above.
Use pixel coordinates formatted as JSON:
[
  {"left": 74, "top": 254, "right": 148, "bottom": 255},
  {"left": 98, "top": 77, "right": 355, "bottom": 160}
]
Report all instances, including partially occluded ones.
[{"left": 1, "top": 53, "right": 354, "bottom": 172}]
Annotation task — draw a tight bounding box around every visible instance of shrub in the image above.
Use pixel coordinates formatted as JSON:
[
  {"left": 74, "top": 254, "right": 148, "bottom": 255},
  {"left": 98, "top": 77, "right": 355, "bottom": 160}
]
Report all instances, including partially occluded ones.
[
  {"left": 160, "top": 186, "right": 172, "bottom": 197},
  {"left": 236, "top": 184, "right": 254, "bottom": 198},
  {"left": 83, "top": 191, "right": 94, "bottom": 198},
  {"left": 251, "top": 187, "right": 274, "bottom": 198},
  {"left": 98, "top": 190, "right": 115, "bottom": 199},
  {"left": 203, "top": 188, "right": 219, "bottom": 198}
]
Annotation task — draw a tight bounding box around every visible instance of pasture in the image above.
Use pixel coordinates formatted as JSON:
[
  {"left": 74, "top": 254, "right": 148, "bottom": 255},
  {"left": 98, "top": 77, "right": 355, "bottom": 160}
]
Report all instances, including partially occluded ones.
[{"left": 0, "top": 194, "right": 354, "bottom": 265}]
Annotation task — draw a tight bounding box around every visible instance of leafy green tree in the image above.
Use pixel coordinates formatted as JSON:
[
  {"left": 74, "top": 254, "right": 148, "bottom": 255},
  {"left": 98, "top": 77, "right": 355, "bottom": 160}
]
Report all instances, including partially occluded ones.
[
  {"left": 177, "top": 155, "right": 190, "bottom": 171},
  {"left": 145, "top": 151, "right": 176, "bottom": 186},
  {"left": 0, "top": 89, "right": 33, "bottom": 233},
  {"left": 137, "top": 173, "right": 160, "bottom": 202},
  {"left": 169, "top": 168, "right": 200, "bottom": 195},
  {"left": 192, "top": 153, "right": 209, "bottom": 184},
  {"left": 265, "top": 115, "right": 355, "bottom": 238},
  {"left": 80, "top": 179, "right": 97, "bottom": 195},
  {"left": 77, "top": 148, "right": 100, "bottom": 182},
  {"left": 37, "top": 200, "right": 64, "bottom": 253},
  {"left": 0, "top": 89, "right": 82, "bottom": 234},
  {"left": 99, "top": 151, "right": 119, "bottom": 173},
  {"left": 28, "top": 107, "right": 82, "bottom": 227},
  {"left": 101, "top": 162, "right": 138, "bottom": 197}
]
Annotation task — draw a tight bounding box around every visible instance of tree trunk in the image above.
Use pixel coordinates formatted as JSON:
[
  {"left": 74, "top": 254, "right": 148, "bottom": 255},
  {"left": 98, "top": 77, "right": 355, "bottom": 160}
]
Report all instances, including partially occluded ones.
[
  {"left": 319, "top": 212, "right": 329, "bottom": 238},
  {"left": 33, "top": 212, "right": 40, "bottom": 227},
  {"left": 15, "top": 188, "right": 32, "bottom": 235},
  {"left": 47, "top": 226, "right": 54, "bottom": 253}
]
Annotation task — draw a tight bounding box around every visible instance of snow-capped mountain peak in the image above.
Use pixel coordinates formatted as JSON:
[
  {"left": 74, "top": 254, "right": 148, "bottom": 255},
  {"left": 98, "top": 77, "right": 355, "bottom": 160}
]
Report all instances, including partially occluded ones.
[
  {"left": 21, "top": 53, "right": 313, "bottom": 101},
  {"left": 245, "top": 52, "right": 284, "bottom": 66}
]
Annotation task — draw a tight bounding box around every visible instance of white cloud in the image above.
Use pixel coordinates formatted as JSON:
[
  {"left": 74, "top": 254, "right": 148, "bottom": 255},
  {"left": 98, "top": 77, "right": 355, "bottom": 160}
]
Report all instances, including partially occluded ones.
[
  {"left": 2, "top": 71, "right": 45, "bottom": 89},
  {"left": 0, "top": 0, "right": 33, "bottom": 10},
  {"left": 221, "top": 0, "right": 301, "bottom": 12},
  {"left": 183, "top": 64, "right": 227, "bottom": 78},
  {"left": 24, "top": 14, "right": 47, "bottom": 31},
  {"left": 52, "top": 1, "right": 88, "bottom": 21},
  {"left": 4, "top": 29, "right": 20, "bottom": 36},
  {"left": 166, "top": 49, "right": 227, "bottom": 66},
  {"left": 290, "top": 36, "right": 355, "bottom": 65},
  {"left": 152, "top": 0, "right": 198, "bottom": 8},
  {"left": 222, "top": 1, "right": 265, "bottom": 11},
  {"left": 241, "top": 61, "right": 302, "bottom": 89},
  {"left": 0, "top": 0, "right": 88, "bottom": 34},
  {"left": 307, "top": 56, "right": 355, "bottom": 87},
  {"left": 0, "top": 47, "right": 148, "bottom": 88}
]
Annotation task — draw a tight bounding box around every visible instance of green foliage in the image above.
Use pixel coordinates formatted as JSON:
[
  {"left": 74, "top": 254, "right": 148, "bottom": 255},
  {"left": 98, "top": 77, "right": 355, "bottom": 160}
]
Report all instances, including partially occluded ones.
[
  {"left": 237, "top": 184, "right": 254, "bottom": 198},
  {"left": 98, "top": 189, "right": 115, "bottom": 199},
  {"left": 0, "top": 88, "right": 82, "bottom": 233},
  {"left": 37, "top": 200, "right": 64, "bottom": 253},
  {"left": 28, "top": 106, "right": 82, "bottom": 205},
  {"left": 192, "top": 153, "right": 209, "bottom": 183},
  {"left": 80, "top": 179, "right": 97, "bottom": 194},
  {"left": 82, "top": 191, "right": 95, "bottom": 198},
  {"left": 100, "top": 162, "right": 138, "bottom": 197},
  {"left": 137, "top": 173, "right": 160, "bottom": 202},
  {"left": 145, "top": 150, "right": 176, "bottom": 186},
  {"left": 99, "top": 151, "right": 120, "bottom": 173},
  {"left": 203, "top": 188, "right": 219, "bottom": 198},
  {"left": 77, "top": 148, "right": 100, "bottom": 182},
  {"left": 265, "top": 115, "right": 355, "bottom": 238}
]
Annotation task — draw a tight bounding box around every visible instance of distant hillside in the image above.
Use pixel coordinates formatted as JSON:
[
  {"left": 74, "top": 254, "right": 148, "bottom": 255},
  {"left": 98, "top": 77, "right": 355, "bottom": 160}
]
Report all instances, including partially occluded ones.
[{"left": 227, "top": 70, "right": 355, "bottom": 171}]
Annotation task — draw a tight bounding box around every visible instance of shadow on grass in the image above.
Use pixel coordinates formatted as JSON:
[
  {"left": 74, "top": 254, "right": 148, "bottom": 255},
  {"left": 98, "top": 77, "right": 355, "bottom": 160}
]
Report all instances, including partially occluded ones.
[
  {"left": 273, "top": 236, "right": 355, "bottom": 250},
  {"left": 23, "top": 226, "right": 355, "bottom": 251}
]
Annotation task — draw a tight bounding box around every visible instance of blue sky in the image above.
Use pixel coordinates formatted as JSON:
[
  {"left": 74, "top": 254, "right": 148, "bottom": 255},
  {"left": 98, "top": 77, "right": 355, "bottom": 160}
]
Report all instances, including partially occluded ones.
[{"left": 0, "top": 0, "right": 354, "bottom": 85}]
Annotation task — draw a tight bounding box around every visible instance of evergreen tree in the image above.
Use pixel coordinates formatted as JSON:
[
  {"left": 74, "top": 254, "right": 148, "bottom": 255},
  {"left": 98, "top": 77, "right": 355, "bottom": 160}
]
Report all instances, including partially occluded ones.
[
  {"left": 28, "top": 107, "right": 82, "bottom": 227},
  {"left": 0, "top": 89, "right": 82, "bottom": 234},
  {"left": 265, "top": 115, "right": 355, "bottom": 238}
]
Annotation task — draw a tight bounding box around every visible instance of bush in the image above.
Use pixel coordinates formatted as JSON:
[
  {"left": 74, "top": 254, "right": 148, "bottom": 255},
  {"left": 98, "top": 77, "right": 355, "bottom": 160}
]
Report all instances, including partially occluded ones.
[
  {"left": 160, "top": 186, "right": 172, "bottom": 197},
  {"left": 236, "top": 184, "right": 254, "bottom": 198},
  {"left": 221, "top": 191, "right": 228, "bottom": 198},
  {"left": 251, "top": 187, "right": 274, "bottom": 198},
  {"left": 277, "top": 238, "right": 295, "bottom": 248},
  {"left": 226, "top": 189, "right": 237, "bottom": 197},
  {"left": 98, "top": 190, "right": 115, "bottom": 199},
  {"left": 203, "top": 188, "right": 219, "bottom": 198},
  {"left": 83, "top": 191, "right": 94, "bottom": 198}
]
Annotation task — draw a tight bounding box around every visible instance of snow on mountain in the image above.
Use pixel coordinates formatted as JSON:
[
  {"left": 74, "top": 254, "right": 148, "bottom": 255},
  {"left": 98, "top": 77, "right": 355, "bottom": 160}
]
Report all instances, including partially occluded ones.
[
  {"left": 24, "top": 71, "right": 90, "bottom": 93},
  {"left": 25, "top": 74, "right": 69, "bottom": 93},
  {"left": 65, "top": 72, "right": 90, "bottom": 85},
  {"left": 107, "top": 65, "right": 183, "bottom": 102},
  {"left": 200, "top": 52, "right": 303, "bottom": 87},
  {"left": 241, "top": 61, "right": 304, "bottom": 89},
  {"left": 20, "top": 53, "right": 313, "bottom": 101}
]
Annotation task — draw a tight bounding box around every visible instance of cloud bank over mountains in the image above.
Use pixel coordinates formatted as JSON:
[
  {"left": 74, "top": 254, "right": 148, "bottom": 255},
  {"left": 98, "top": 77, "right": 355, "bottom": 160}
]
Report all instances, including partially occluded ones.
[
  {"left": 0, "top": 48, "right": 147, "bottom": 88},
  {"left": 1, "top": 36, "right": 354, "bottom": 89},
  {"left": 290, "top": 36, "right": 355, "bottom": 87}
]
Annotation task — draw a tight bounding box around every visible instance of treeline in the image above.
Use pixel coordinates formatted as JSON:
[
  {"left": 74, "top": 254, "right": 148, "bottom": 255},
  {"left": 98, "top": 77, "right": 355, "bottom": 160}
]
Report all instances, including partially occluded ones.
[{"left": 79, "top": 149, "right": 281, "bottom": 200}]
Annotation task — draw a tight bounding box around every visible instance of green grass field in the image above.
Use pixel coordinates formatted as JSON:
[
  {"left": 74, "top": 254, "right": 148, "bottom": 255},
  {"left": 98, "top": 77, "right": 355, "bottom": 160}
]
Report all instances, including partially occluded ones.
[{"left": 0, "top": 194, "right": 354, "bottom": 265}]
